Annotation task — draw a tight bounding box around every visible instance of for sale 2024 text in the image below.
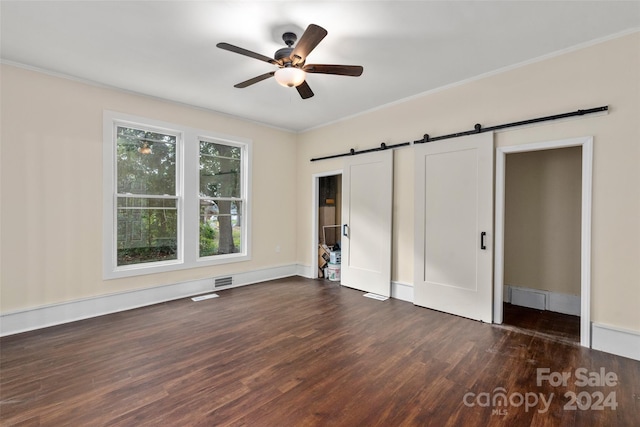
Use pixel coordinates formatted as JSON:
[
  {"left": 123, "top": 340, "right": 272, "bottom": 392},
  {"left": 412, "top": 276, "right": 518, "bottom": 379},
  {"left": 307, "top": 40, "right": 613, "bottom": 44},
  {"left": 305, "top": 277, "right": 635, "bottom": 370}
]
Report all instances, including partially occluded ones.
[{"left": 537, "top": 367, "right": 618, "bottom": 411}]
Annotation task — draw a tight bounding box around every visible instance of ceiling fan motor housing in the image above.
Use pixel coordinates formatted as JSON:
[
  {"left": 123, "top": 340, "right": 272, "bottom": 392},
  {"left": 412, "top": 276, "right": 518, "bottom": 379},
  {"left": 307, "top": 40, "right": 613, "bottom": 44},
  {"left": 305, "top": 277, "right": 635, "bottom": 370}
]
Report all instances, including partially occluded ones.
[
  {"left": 275, "top": 47, "right": 294, "bottom": 63},
  {"left": 275, "top": 32, "right": 298, "bottom": 65}
]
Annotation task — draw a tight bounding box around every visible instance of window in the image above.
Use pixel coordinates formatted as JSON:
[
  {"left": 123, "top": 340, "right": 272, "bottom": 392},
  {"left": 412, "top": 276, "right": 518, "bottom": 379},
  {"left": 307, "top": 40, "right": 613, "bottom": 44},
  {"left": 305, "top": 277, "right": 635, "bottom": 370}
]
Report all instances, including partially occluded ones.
[
  {"left": 103, "top": 112, "right": 251, "bottom": 279},
  {"left": 116, "top": 125, "right": 180, "bottom": 266},
  {"left": 199, "top": 140, "right": 244, "bottom": 258}
]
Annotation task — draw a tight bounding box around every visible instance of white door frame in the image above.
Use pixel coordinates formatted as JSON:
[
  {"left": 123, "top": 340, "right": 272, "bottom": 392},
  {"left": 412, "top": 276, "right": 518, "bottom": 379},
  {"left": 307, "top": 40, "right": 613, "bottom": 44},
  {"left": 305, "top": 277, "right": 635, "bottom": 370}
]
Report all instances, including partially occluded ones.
[
  {"left": 494, "top": 136, "right": 593, "bottom": 347},
  {"left": 311, "top": 169, "right": 343, "bottom": 279}
]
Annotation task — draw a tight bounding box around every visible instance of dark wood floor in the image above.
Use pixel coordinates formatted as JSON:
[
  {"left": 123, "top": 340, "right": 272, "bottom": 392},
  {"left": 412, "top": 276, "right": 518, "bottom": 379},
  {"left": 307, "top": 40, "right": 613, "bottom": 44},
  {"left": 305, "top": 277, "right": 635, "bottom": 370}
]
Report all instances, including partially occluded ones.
[
  {"left": 1, "top": 277, "right": 638, "bottom": 426},
  {"left": 502, "top": 303, "right": 581, "bottom": 345}
]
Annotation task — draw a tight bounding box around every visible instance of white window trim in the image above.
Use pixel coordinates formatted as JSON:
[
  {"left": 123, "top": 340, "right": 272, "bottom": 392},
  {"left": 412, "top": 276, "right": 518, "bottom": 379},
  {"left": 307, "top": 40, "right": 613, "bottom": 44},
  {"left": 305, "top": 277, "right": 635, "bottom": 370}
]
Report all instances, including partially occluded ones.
[{"left": 103, "top": 111, "right": 252, "bottom": 279}]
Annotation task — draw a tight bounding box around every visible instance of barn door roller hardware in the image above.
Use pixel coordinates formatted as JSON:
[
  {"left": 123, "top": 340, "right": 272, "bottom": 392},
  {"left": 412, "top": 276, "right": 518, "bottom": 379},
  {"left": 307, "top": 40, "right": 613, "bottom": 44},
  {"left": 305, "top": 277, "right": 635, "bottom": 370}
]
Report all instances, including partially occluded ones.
[
  {"left": 310, "top": 105, "right": 608, "bottom": 162},
  {"left": 310, "top": 141, "right": 411, "bottom": 162}
]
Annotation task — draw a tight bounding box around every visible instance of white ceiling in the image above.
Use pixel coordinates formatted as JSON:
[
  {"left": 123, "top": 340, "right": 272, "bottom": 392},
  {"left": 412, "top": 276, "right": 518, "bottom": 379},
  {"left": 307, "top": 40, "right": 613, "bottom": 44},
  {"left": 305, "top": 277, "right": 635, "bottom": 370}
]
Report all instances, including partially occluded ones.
[{"left": 2, "top": 1, "right": 639, "bottom": 132}]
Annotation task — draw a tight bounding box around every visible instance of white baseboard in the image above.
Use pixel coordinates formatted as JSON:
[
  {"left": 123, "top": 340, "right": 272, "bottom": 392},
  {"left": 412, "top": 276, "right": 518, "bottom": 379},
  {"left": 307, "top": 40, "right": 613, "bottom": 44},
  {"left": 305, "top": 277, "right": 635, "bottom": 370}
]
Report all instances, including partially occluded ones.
[
  {"left": 511, "top": 287, "right": 546, "bottom": 310},
  {"left": 504, "top": 284, "right": 580, "bottom": 316},
  {"left": 294, "top": 267, "right": 415, "bottom": 303},
  {"left": 213, "top": 264, "right": 298, "bottom": 290},
  {"left": 0, "top": 264, "right": 298, "bottom": 337},
  {"left": 296, "top": 264, "right": 315, "bottom": 279},
  {"left": 391, "top": 281, "right": 414, "bottom": 303},
  {"left": 592, "top": 323, "right": 640, "bottom": 361}
]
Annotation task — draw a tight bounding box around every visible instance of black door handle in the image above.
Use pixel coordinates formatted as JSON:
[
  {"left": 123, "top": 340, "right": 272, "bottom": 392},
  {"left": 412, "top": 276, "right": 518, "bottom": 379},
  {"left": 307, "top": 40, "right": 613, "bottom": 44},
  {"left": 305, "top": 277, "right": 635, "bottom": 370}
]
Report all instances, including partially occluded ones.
[
  {"left": 343, "top": 224, "right": 348, "bottom": 237},
  {"left": 480, "top": 232, "right": 487, "bottom": 250}
]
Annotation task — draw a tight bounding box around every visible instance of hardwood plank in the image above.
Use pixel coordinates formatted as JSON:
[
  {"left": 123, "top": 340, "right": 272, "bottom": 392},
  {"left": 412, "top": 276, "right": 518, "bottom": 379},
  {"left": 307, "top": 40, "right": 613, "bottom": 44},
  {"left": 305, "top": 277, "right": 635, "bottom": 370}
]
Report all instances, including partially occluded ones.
[
  {"left": 503, "top": 303, "right": 580, "bottom": 344},
  {"left": 1, "top": 277, "right": 638, "bottom": 426}
]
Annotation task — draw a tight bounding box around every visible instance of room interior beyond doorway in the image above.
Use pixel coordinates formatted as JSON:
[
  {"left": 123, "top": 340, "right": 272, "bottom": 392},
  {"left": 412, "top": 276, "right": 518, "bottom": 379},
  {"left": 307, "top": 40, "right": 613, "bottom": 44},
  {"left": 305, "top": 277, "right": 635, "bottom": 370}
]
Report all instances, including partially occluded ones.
[
  {"left": 496, "top": 139, "right": 590, "bottom": 346},
  {"left": 317, "top": 174, "right": 342, "bottom": 279}
]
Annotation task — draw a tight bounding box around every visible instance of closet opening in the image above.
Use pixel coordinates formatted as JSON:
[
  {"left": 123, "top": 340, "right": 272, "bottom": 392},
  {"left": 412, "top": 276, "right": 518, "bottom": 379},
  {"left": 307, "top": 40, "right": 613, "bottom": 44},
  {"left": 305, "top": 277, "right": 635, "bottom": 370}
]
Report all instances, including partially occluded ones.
[
  {"left": 315, "top": 173, "right": 342, "bottom": 280},
  {"left": 496, "top": 139, "right": 592, "bottom": 346}
]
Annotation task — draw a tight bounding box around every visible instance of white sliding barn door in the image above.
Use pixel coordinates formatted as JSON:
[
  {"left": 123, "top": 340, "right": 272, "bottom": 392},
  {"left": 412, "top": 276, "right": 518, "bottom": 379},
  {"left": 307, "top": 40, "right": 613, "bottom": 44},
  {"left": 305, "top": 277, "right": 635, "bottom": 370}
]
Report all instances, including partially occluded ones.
[
  {"left": 414, "top": 132, "right": 494, "bottom": 322},
  {"left": 341, "top": 150, "right": 393, "bottom": 297}
]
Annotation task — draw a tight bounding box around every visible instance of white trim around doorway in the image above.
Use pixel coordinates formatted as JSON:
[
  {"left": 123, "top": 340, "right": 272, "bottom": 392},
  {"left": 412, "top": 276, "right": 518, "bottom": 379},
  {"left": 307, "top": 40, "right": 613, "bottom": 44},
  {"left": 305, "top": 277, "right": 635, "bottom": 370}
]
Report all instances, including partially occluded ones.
[{"left": 494, "top": 136, "right": 593, "bottom": 348}]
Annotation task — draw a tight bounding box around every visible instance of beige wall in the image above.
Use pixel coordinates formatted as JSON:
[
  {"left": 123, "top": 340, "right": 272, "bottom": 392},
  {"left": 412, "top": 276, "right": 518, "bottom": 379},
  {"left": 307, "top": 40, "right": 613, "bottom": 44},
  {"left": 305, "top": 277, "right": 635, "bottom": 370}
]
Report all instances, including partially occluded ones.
[
  {"left": 0, "top": 64, "right": 298, "bottom": 312},
  {"left": 2, "top": 32, "right": 639, "bottom": 335},
  {"left": 504, "top": 147, "right": 582, "bottom": 296},
  {"left": 296, "top": 32, "right": 640, "bottom": 331}
]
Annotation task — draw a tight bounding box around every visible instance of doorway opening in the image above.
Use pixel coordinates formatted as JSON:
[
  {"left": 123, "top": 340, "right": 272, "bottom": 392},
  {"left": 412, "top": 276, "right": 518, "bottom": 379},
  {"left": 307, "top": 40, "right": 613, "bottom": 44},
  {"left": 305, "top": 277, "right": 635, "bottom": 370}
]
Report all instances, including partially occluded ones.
[
  {"left": 312, "top": 172, "right": 342, "bottom": 279},
  {"left": 503, "top": 146, "right": 581, "bottom": 343},
  {"left": 495, "top": 137, "right": 592, "bottom": 347}
]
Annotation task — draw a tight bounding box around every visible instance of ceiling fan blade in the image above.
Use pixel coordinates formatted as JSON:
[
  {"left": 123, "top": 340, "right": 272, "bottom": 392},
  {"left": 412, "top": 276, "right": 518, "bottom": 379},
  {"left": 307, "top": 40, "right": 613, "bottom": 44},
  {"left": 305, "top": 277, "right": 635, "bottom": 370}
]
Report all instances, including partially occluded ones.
[
  {"left": 303, "top": 64, "right": 364, "bottom": 77},
  {"left": 290, "top": 24, "right": 327, "bottom": 65},
  {"left": 296, "top": 80, "right": 314, "bottom": 99},
  {"left": 234, "top": 72, "right": 275, "bottom": 88},
  {"left": 217, "top": 42, "right": 278, "bottom": 65}
]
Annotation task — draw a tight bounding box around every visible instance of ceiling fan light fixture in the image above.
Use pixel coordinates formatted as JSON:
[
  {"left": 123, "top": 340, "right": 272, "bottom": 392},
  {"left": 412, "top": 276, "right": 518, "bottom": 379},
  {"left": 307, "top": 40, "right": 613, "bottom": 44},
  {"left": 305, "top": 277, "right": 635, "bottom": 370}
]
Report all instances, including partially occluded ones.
[{"left": 274, "top": 67, "right": 306, "bottom": 88}]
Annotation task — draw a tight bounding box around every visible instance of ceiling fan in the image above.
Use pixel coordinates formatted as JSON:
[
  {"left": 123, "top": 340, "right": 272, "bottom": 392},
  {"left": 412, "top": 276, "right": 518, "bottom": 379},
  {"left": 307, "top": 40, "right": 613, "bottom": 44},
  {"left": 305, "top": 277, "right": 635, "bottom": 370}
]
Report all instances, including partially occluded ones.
[{"left": 217, "top": 24, "right": 363, "bottom": 99}]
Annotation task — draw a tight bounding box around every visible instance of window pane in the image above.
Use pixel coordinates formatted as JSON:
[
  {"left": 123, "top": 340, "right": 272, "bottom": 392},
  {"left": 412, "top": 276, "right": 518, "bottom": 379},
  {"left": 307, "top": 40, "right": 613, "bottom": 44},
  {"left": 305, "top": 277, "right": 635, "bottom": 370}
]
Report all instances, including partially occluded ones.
[
  {"left": 199, "top": 200, "right": 242, "bottom": 257},
  {"left": 200, "top": 142, "right": 241, "bottom": 198},
  {"left": 117, "top": 197, "right": 178, "bottom": 265},
  {"left": 117, "top": 126, "right": 177, "bottom": 195},
  {"left": 200, "top": 141, "right": 241, "bottom": 159}
]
